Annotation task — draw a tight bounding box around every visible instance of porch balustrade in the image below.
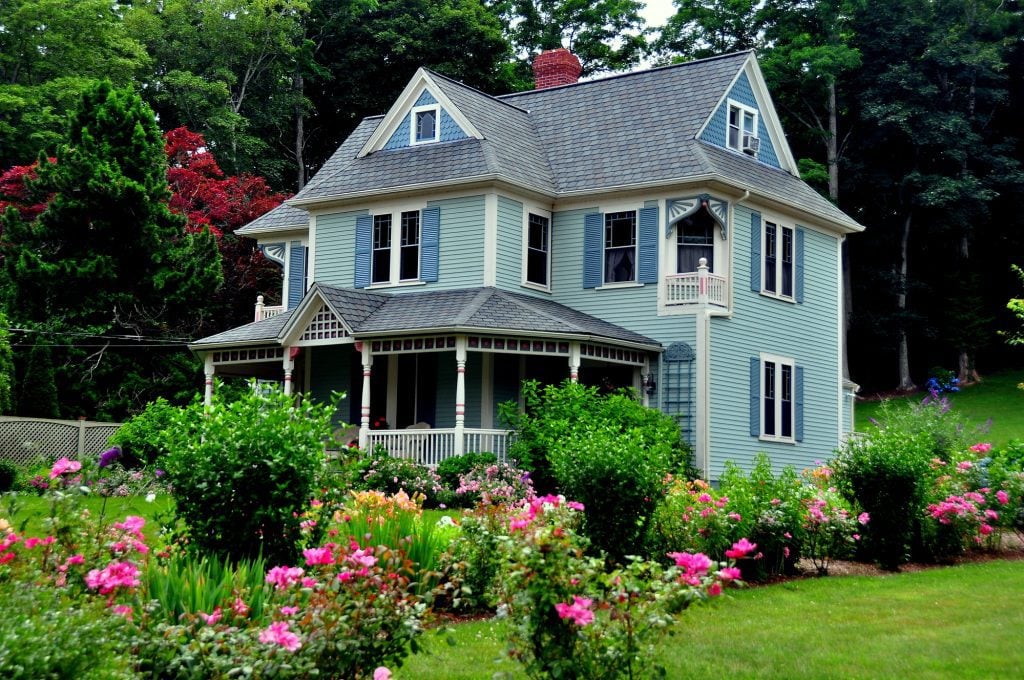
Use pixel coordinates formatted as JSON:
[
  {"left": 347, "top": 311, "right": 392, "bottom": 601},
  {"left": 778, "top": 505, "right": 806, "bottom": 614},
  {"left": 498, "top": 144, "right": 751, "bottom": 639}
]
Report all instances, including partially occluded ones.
[
  {"left": 366, "top": 428, "right": 512, "bottom": 467},
  {"left": 664, "top": 260, "right": 728, "bottom": 307},
  {"left": 254, "top": 295, "right": 286, "bottom": 322}
]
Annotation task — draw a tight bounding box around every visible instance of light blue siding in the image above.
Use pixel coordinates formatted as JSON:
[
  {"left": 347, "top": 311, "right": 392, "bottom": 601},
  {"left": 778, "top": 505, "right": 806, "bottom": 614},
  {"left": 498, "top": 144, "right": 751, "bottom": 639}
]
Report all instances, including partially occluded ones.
[
  {"left": 706, "top": 203, "right": 840, "bottom": 479},
  {"left": 308, "top": 345, "right": 353, "bottom": 427},
  {"left": 496, "top": 196, "right": 523, "bottom": 290},
  {"left": 383, "top": 90, "right": 468, "bottom": 150},
  {"left": 314, "top": 210, "right": 364, "bottom": 288},
  {"left": 430, "top": 195, "right": 485, "bottom": 290},
  {"left": 699, "top": 72, "right": 782, "bottom": 169}
]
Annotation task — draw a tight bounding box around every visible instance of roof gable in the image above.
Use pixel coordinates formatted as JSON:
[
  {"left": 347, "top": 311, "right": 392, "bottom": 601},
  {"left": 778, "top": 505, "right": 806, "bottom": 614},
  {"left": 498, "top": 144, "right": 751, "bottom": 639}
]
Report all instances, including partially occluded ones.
[{"left": 358, "top": 69, "right": 482, "bottom": 158}]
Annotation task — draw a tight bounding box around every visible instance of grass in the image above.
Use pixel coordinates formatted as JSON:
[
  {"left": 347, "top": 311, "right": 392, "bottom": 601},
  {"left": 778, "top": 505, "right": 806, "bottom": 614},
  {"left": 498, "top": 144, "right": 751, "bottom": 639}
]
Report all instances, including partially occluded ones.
[
  {"left": 856, "top": 369, "right": 1024, "bottom": 446},
  {"left": 398, "top": 559, "right": 1024, "bottom": 679},
  {"left": 1, "top": 493, "right": 174, "bottom": 536}
]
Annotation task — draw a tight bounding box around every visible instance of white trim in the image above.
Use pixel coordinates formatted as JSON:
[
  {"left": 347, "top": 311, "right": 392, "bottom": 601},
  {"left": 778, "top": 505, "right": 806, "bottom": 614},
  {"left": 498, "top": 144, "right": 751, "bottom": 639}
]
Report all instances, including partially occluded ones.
[
  {"left": 357, "top": 71, "right": 482, "bottom": 158},
  {"left": 410, "top": 103, "right": 440, "bottom": 145},
  {"left": 759, "top": 215, "right": 797, "bottom": 302},
  {"left": 758, "top": 352, "right": 796, "bottom": 444},
  {"left": 484, "top": 193, "right": 498, "bottom": 286},
  {"left": 742, "top": 57, "right": 799, "bottom": 174},
  {"left": 307, "top": 217, "right": 317, "bottom": 288},
  {"left": 481, "top": 353, "right": 493, "bottom": 428},
  {"left": 725, "top": 98, "right": 758, "bottom": 153},
  {"left": 366, "top": 202, "right": 427, "bottom": 287},
  {"left": 521, "top": 207, "right": 552, "bottom": 291},
  {"left": 596, "top": 282, "right": 644, "bottom": 290},
  {"left": 601, "top": 207, "right": 640, "bottom": 286},
  {"left": 696, "top": 310, "right": 711, "bottom": 479},
  {"left": 837, "top": 235, "right": 845, "bottom": 442}
]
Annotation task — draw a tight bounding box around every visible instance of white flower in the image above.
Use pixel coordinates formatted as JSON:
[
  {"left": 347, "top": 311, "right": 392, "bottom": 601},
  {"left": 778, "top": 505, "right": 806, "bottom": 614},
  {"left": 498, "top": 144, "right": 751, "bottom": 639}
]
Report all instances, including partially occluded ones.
[{"left": 145, "top": 493, "right": 157, "bottom": 503}]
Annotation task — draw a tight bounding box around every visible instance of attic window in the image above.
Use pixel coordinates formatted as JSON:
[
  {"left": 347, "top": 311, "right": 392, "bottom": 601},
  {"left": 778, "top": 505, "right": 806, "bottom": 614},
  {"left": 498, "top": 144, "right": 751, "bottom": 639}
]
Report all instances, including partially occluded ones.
[
  {"left": 412, "top": 104, "right": 440, "bottom": 145},
  {"left": 727, "top": 101, "right": 758, "bottom": 155}
]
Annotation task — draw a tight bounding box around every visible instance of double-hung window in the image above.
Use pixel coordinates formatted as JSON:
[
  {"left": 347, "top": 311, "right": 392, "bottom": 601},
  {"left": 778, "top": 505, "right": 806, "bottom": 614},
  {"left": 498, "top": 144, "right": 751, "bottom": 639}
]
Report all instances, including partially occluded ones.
[
  {"left": 676, "top": 212, "right": 715, "bottom": 273},
  {"left": 526, "top": 213, "right": 550, "bottom": 288},
  {"left": 762, "top": 355, "right": 794, "bottom": 440},
  {"left": 411, "top": 104, "right": 439, "bottom": 145},
  {"left": 371, "top": 210, "right": 420, "bottom": 284},
  {"left": 727, "top": 102, "right": 757, "bottom": 153},
  {"left": 604, "top": 211, "right": 636, "bottom": 283},
  {"left": 763, "top": 220, "right": 794, "bottom": 299}
]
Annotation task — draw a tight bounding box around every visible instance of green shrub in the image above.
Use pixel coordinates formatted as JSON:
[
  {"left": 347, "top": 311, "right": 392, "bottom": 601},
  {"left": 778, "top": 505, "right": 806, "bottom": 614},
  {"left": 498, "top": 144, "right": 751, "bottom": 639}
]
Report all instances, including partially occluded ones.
[
  {"left": 162, "top": 383, "right": 337, "bottom": 564},
  {"left": 436, "top": 451, "right": 497, "bottom": 490},
  {"left": 143, "top": 552, "right": 270, "bottom": 625},
  {"left": 352, "top": 447, "right": 446, "bottom": 506},
  {"left": 442, "top": 505, "right": 510, "bottom": 610},
  {"left": 503, "top": 381, "right": 691, "bottom": 561},
  {"left": 833, "top": 399, "right": 961, "bottom": 569},
  {"left": 108, "top": 396, "right": 180, "bottom": 467},
  {"left": 0, "top": 459, "right": 16, "bottom": 492},
  {"left": 0, "top": 586, "right": 134, "bottom": 678}
]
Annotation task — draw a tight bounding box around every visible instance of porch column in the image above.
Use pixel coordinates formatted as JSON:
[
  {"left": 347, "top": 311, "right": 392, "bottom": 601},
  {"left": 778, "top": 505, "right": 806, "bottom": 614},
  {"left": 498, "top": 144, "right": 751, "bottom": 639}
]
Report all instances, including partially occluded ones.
[
  {"left": 568, "top": 341, "right": 581, "bottom": 382},
  {"left": 454, "top": 336, "right": 467, "bottom": 456},
  {"left": 358, "top": 342, "right": 373, "bottom": 449},
  {"left": 203, "top": 354, "right": 215, "bottom": 407},
  {"left": 282, "top": 346, "right": 295, "bottom": 396}
]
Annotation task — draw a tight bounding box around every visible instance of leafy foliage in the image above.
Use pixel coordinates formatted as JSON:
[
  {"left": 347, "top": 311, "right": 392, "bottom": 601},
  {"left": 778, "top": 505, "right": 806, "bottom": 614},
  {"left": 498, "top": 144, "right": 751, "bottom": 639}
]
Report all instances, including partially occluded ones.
[
  {"left": 161, "top": 383, "right": 336, "bottom": 564},
  {"left": 108, "top": 397, "right": 180, "bottom": 467},
  {"left": 436, "top": 451, "right": 498, "bottom": 490}
]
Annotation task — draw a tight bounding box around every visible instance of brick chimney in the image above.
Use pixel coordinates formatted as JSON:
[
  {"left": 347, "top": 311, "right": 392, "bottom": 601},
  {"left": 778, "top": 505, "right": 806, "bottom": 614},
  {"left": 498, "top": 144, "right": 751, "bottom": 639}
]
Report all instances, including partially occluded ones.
[{"left": 532, "top": 48, "right": 582, "bottom": 89}]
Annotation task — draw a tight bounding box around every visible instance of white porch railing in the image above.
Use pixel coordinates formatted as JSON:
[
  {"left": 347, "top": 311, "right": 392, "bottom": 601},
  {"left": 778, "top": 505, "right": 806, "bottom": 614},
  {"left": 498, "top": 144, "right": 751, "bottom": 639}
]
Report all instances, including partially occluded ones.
[
  {"left": 254, "top": 295, "right": 286, "bottom": 322},
  {"left": 366, "top": 428, "right": 512, "bottom": 467},
  {"left": 664, "top": 269, "right": 728, "bottom": 307}
]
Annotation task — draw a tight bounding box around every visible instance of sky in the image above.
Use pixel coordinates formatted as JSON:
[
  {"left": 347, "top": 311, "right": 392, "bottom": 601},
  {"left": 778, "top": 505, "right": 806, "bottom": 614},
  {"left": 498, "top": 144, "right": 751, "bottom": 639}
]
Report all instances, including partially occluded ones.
[{"left": 640, "top": 0, "right": 677, "bottom": 29}]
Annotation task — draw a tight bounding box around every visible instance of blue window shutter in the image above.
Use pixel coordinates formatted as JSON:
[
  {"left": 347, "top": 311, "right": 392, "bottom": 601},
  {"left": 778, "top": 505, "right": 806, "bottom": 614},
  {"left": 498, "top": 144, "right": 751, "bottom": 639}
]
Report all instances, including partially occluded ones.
[
  {"left": 750, "top": 211, "right": 761, "bottom": 292},
  {"left": 287, "top": 242, "right": 306, "bottom": 309},
  {"left": 583, "top": 212, "right": 603, "bottom": 289},
  {"left": 750, "top": 356, "right": 760, "bottom": 437},
  {"left": 421, "top": 206, "right": 440, "bottom": 282},
  {"left": 795, "top": 364, "right": 805, "bottom": 441},
  {"left": 354, "top": 215, "right": 372, "bottom": 288},
  {"left": 637, "top": 206, "right": 659, "bottom": 284},
  {"left": 795, "top": 227, "right": 806, "bottom": 303}
]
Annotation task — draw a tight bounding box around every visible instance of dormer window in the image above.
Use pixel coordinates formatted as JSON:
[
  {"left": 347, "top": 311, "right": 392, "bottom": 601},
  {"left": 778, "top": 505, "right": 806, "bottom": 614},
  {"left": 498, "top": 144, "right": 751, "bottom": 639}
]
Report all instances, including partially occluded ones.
[
  {"left": 412, "top": 104, "right": 440, "bottom": 145},
  {"left": 727, "top": 101, "right": 758, "bottom": 155}
]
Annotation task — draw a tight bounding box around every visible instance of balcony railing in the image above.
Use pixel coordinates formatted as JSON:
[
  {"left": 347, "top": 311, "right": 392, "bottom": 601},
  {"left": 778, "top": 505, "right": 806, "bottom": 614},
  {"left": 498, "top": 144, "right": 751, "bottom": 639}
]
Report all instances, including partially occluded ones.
[
  {"left": 254, "top": 295, "right": 286, "bottom": 322},
  {"left": 664, "top": 262, "right": 728, "bottom": 308},
  {"left": 366, "top": 428, "right": 512, "bottom": 467}
]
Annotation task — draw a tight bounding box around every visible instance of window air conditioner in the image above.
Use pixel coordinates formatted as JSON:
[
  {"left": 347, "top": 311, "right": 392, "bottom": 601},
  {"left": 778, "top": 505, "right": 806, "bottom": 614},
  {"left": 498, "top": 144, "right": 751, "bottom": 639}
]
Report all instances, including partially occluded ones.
[{"left": 742, "top": 134, "right": 760, "bottom": 155}]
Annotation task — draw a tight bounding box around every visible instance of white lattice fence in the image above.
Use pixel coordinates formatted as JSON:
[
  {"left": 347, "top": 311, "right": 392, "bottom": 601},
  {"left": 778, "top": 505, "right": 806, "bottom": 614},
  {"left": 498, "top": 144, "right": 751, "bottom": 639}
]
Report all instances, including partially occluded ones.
[{"left": 0, "top": 417, "right": 121, "bottom": 466}]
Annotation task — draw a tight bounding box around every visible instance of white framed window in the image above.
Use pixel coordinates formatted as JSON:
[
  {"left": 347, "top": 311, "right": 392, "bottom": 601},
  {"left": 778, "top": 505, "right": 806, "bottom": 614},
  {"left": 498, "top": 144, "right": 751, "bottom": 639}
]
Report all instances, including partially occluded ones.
[
  {"left": 525, "top": 212, "right": 550, "bottom": 289},
  {"left": 411, "top": 104, "right": 440, "bottom": 145},
  {"left": 604, "top": 210, "right": 636, "bottom": 283},
  {"left": 675, "top": 209, "right": 716, "bottom": 273},
  {"left": 727, "top": 101, "right": 758, "bottom": 153},
  {"left": 371, "top": 209, "right": 421, "bottom": 284},
  {"left": 763, "top": 219, "right": 794, "bottom": 299},
  {"left": 761, "top": 353, "right": 795, "bottom": 441}
]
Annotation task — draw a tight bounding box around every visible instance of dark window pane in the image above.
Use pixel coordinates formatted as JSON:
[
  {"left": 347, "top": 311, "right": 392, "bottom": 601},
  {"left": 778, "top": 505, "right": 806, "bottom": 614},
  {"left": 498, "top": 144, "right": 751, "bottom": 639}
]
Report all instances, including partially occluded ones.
[
  {"left": 677, "top": 211, "right": 715, "bottom": 273},
  {"left": 527, "top": 250, "right": 547, "bottom": 286},
  {"left": 604, "top": 212, "right": 636, "bottom": 283},
  {"left": 415, "top": 110, "right": 436, "bottom": 141},
  {"left": 605, "top": 248, "right": 635, "bottom": 283},
  {"left": 372, "top": 215, "right": 391, "bottom": 283},
  {"left": 400, "top": 245, "right": 418, "bottom": 280},
  {"left": 400, "top": 211, "right": 419, "bottom": 280},
  {"left": 372, "top": 250, "right": 390, "bottom": 283},
  {"left": 781, "top": 364, "right": 793, "bottom": 438},
  {"left": 782, "top": 227, "right": 793, "bottom": 297},
  {"left": 527, "top": 214, "right": 549, "bottom": 286},
  {"left": 764, "top": 222, "right": 777, "bottom": 293}
]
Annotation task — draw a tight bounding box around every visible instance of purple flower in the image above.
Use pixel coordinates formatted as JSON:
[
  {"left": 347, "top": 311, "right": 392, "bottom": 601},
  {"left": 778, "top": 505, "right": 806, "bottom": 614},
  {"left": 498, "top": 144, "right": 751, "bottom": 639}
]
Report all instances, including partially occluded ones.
[
  {"left": 98, "top": 447, "right": 122, "bottom": 468},
  {"left": 154, "top": 469, "right": 165, "bottom": 478}
]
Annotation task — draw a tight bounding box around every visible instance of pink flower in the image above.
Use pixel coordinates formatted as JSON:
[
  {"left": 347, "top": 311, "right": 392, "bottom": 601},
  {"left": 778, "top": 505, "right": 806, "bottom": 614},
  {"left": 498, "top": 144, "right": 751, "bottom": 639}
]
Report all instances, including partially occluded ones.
[
  {"left": 980, "top": 523, "right": 994, "bottom": 536},
  {"left": 115, "top": 516, "right": 146, "bottom": 536},
  {"left": 24, "top": 537, "right": 41, "bottom": 549},
  {"left": 85, "top": 560, "right": 140, "bottom": 595},
  {"left": 301, "top": 577, "right": 318, "bottom": 588},
  {"left": 266, "top": 565, "right": 305, "bottom": 590},
  {"left": 112, "top": 604, "right": 133, "bottom": 618},
  {"left": 338, "top": 570, "right": 353, "bottom": 582},
  {"left": 232, "top": 598, "right": 250, "bottom": 617},
  {"left": 957, "top": 461, "right": 974, "bottom": 471},
  {"left": 303, "top": 546, "right": 334, "bottom": 566},
  {"left": 280, "top": 606, "right": 299, "bottom": 616},
  {"left": 783, "top": 546, "right": 791, "bottom": 558},
  {"left": 969, "top": 442, "right": 993, "bottom": 454},
  {"left": 374, "top": 667, "right": 392, "bottom": 680},
  {"left": 727, "top": 512, "right": 742, "bottom": 522},
  {"left": 717, "top": 567, "right": 742, "bottom": 582},
  {"left": 725, "top": 538, "right": 757, "bottom": 560},
  {"left": 858, "top": 512, "right": 870, "bottom": 525},
  {"left": 259, "top": 621, "right": 302, "bottom": 651},
  {"left": 347, "top": 548, "right": 377, "bottom": 568},
  {"left": 49, "top": 457, "right": 82, "bottom": 479},
  {"left": 853, "top": 533, "right": 861, "bottom": 541},
  {"left": 708, "top": 581, "right": 723, "bottom": 597},
  {"left": 566, "top": 501, "right": 585, "bottom": 511},
  {"left": 65, "top": 554, "right": 84, "bottom": 566},
  {"left": 996, "top": 490, "right": 1010, "bottom": 505},
  {"left": 668, "top": 551, "right": 713, "bottom": 574},
  {"left": 697, "top": 493, "right": 713, "bottom": 503},
  {"left": 554, "top": 596, "right": 594, "bottom": 626},
  {"left": 199, "top": 608, "right": 222, "bottom": 625}
]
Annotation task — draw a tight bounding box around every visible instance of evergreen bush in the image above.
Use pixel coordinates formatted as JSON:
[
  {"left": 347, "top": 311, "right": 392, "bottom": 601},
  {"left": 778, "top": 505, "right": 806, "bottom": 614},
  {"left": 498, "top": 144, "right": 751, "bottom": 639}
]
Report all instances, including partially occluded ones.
[{"left": 0, "top": 459, "right": 16, "bottom": 492}]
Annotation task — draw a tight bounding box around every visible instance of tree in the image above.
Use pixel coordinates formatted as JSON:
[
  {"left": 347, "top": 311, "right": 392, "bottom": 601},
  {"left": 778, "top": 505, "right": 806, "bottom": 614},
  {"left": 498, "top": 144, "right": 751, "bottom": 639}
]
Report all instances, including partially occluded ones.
[
  {"left": 490, "top": 0, "right": 647, "bottom": 84},
  {"left": 0, "top": 81, "right": 222, "bottom": 418},
  {"left": 165, "top": 127, "right": 286, "bottom": 327},
  {"left": 656, "top": 0, "right": 766, "bottom": 60}
]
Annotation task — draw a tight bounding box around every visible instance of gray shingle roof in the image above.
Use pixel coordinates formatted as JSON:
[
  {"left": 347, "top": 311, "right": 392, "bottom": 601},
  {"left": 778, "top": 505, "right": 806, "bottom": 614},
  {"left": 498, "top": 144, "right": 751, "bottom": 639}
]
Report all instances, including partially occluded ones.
[
  {"left": 190, "top": 310, "right": 294, "bottom": 347},
  {"left": 190, "top": 286, "right": 659, "bottom": 350},
  {"left": 235, "top": 202, "right": 309, "bottom": 236}
]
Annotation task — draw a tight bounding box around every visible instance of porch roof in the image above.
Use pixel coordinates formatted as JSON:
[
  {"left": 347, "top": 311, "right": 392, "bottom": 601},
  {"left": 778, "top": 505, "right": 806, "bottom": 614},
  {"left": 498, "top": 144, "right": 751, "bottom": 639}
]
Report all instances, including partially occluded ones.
[{"left": 190, "top": 285, "right": 661, "bottom": 351}]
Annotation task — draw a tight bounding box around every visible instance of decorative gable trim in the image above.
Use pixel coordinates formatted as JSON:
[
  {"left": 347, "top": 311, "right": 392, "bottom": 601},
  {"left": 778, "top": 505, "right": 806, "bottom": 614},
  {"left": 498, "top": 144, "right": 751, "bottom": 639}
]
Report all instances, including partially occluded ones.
[
  {"left": 260, "top": 242, "right": 286, "bottom": 267},
  {"left": 358, "top": 68, "right": 483, "bottom": 158},
  {"left": 694, "top": 53, "right": 798, "bottom": 175},
  {"left": 278, "top": 284, "right": 356, "bottom": 346},
  {"left": 666, "top": 195, "right": 729, "bottom": 238}
]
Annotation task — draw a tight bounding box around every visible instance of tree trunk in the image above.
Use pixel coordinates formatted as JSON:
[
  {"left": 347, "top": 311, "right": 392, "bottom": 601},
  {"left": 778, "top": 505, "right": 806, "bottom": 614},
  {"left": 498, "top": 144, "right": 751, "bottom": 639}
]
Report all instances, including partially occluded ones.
[
  {"left": 294, "top": 70, "right": 306, "bottom": 190},
  {"left": 956, "top": 234, "right": 981, "bottom": 385},
  {"left": 897, "top": 213, "right": 915, "bottom": 391},
  {"left": 827, "top": 80, "right": 853, "bottom": 381}
]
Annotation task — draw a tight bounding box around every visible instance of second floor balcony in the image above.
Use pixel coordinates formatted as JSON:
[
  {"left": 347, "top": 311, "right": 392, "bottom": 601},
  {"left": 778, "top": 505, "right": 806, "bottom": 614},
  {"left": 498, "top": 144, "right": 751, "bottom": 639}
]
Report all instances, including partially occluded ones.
[{"left": 664, "top": 260, "right": 728, "bottom": 308}]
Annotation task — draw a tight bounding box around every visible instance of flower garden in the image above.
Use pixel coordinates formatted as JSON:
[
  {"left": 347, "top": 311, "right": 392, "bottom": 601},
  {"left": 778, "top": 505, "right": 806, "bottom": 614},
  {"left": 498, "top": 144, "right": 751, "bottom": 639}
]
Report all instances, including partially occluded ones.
[{"left": 1, "top": 381, "right": 1022, "bottom": 678}]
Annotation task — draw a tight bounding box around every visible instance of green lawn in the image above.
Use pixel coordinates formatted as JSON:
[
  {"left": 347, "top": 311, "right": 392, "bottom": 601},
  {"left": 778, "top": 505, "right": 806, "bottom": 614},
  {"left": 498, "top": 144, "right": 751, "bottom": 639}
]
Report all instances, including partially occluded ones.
[
  {"left": 856, "top": 369, "right": 1024, "bottom": 446},
  {"left": 399, "top": 559, "right": 1024, "bottom": 679},
  {"left": 1, "top": 494, "right": 174, "bottom": 536}
]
